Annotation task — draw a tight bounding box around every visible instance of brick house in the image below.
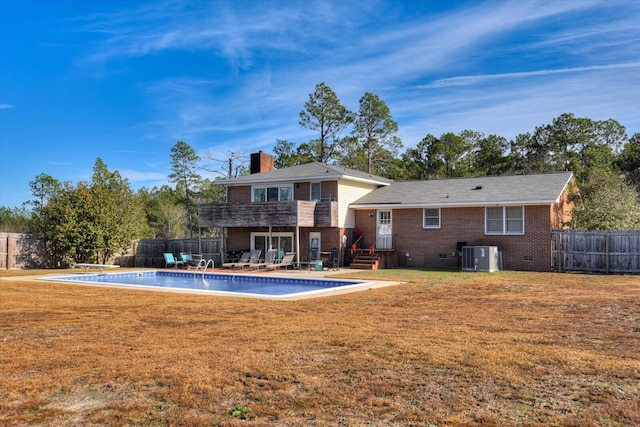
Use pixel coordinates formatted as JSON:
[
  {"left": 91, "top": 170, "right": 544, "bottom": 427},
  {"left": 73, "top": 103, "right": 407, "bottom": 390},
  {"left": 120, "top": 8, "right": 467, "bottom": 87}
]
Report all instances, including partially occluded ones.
[
  {"left": 199, "top": 151, "right": 574, "bottom": 271},
  {"left": 198, "top": 151, "right": 392, "bottom": 267},
  {"left": 350, "top": 172, "right": 574, "bottom": 271}
]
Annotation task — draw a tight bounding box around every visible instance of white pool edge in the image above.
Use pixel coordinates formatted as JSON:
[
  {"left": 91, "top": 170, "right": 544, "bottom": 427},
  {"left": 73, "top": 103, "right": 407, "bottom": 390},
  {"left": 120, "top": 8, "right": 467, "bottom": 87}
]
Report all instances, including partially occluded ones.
[{"left": 37, "top": 270, "right": 396, "bottom": 300}]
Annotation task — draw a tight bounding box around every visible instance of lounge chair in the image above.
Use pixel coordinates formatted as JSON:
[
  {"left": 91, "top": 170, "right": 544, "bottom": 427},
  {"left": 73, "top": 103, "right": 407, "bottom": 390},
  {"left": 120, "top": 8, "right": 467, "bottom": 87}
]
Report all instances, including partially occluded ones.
[
  {"left": 250, "top": 249, "right": 278, "bottom": 270},
  {"left": 244, "top": 249, "right": 263, "bottom": 269},
  {"left": 164, "top": 253, "right": 185, "bottom": 268},
  {"left": 222, "top": 251, "right": 251, "bottom": 269},
  {"left": 222, "top": 249, "right": 261, "bottom": 269},
  {"left": 265, "top": 252, "right": 296, "bottom": 271}
]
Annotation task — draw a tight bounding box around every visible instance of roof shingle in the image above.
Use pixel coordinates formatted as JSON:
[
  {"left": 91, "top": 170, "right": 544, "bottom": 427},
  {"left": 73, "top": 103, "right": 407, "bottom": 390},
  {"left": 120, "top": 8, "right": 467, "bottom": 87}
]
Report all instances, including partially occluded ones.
[
  {"left": 351, "top": 172, "right": 573, "bottom": 207},
  {"left": 218, "top": 162, "right": 392, "bottom": 186}
]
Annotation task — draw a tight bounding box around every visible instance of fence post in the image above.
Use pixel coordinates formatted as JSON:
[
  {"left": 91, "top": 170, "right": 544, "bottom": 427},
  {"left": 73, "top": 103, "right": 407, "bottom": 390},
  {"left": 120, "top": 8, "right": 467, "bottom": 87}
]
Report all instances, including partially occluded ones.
[
  {"left": 7, "top": 235, "right": 11, "bottom": 269},
  {"left": 605, "top": 232, "right": 609, "bottom": 274},
  {"left": 1, "top": 234, "right": 7, "bottom": 270},
  {"left": 558, "top": 231, "right": 563, "bottom": 273}
]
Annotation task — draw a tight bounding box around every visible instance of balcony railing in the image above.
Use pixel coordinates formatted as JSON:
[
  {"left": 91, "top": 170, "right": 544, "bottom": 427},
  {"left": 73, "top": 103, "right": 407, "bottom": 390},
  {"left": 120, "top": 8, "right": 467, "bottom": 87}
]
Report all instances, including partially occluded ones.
[{"left": 199, "top": 200, "right": 338, "bottom": 228}]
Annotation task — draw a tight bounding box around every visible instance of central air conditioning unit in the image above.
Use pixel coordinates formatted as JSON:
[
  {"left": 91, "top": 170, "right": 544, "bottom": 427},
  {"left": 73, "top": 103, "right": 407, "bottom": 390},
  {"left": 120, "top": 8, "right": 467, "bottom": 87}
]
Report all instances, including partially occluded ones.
[{"left": 462, "top": 246, "right": 500, "bottom": 272}]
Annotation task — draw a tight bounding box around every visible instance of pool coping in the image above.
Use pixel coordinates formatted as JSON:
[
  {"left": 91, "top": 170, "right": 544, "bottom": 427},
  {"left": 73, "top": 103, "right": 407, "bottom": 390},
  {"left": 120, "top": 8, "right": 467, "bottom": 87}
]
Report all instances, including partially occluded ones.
[{"left": 26, "top": 268, "right": 404, "bottom": 301}]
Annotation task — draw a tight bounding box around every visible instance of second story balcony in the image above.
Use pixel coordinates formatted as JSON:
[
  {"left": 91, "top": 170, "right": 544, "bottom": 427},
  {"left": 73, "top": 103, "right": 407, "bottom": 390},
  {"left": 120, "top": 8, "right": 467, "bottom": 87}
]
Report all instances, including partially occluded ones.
[{"left": 199, "top": 200, "right": 338, "bottom": 228}]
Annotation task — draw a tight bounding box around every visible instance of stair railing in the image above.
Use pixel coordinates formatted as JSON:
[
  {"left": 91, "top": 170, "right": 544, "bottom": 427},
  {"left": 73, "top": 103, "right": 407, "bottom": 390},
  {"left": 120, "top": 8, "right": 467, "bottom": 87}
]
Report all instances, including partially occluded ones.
[
  {"left": 350, "top": 232, "right": 365, "bottom": 262},
  {"left": 350, "top": 233, "right": 383, "bottom": 267}
]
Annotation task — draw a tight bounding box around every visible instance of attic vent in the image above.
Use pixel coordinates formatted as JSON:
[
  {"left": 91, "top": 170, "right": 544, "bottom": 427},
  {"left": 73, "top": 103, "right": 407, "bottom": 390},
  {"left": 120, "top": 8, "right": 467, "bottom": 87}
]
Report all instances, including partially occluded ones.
[{"left": 473, "top": 185, "right": 483, "bottom": 190}]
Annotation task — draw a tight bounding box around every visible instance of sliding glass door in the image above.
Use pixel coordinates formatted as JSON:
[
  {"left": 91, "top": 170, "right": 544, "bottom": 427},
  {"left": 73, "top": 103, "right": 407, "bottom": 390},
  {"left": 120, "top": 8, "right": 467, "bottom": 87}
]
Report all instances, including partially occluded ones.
[{"left": 251, "top": 232, "right": 293, "bottom": 260}]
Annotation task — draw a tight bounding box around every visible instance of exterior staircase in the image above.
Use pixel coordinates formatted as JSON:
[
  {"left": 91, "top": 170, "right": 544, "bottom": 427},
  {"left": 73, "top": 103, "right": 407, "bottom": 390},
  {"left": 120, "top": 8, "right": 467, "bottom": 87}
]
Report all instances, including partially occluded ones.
[{"left": 349, "top": 250, "right": 380, "bottom": 270}]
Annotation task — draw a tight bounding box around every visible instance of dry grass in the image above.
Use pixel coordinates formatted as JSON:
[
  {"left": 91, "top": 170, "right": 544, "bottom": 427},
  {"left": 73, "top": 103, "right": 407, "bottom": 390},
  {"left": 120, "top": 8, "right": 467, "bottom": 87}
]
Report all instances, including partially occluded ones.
[{"left": 1, "top": 268, "right": 638, "bottom": 426}]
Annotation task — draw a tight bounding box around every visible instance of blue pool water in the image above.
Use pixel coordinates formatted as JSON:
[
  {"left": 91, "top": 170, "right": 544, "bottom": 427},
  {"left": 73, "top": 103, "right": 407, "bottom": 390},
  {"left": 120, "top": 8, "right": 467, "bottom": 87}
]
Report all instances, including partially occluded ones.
[{"left": 42, "top": 271, "right": 370, "bottom": 298}]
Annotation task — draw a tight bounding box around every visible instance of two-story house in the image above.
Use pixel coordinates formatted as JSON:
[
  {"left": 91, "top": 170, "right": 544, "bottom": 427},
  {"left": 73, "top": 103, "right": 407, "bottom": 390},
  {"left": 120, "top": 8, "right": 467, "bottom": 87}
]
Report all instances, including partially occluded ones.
[
  {"left": 198, "top": 151, "right": 392, "bottom": 267},
  {"left": 199, "top": 151, "right": 574, "bottom": 271}
]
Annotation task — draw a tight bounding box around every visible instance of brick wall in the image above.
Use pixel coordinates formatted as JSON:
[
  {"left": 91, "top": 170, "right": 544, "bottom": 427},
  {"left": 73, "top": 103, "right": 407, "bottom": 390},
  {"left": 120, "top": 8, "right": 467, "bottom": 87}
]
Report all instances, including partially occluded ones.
[
  {"left": 250, "top": 151, "right": 275, "bottom": 174},
  {"left": 551, "top": 186, "right": 575, "bottom": 228},
  {"left": 355, "top": 204, "right": 559, "bottom": 272},
  {"left": 295, "top": 182, "right": 310, "bottom": 201},
  {"left": 227, "top": 186, "right": 251, "bottom": 203},
  {"left": 298, "top": 227, "right": 343, "bottom": 260}
]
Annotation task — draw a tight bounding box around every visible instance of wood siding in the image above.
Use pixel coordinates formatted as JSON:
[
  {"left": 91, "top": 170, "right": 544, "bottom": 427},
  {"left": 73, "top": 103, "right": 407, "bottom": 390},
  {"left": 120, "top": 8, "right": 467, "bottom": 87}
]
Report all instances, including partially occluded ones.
[{"left": 339, "top": 180, "right": 383, "bottom": 227}]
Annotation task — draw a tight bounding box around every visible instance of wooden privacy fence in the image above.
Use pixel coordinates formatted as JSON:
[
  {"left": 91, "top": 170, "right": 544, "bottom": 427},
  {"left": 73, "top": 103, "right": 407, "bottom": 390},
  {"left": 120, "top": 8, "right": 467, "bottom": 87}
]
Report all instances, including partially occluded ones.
[
  {"left": 119, "top": 238, "right": 223, "bottom": 268},
  {"left": 0, "top": 233, "right": 49, "bottom": 270},
  {"left": 0, "top": 234, "right": 223, "bottom": 270},
  {"left": 553, "top": 230, "right": 640, "bottom": 274}
]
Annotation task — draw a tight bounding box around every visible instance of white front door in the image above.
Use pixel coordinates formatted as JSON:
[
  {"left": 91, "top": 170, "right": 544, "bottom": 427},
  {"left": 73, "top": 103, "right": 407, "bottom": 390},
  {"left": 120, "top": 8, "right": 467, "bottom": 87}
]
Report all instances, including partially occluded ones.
[{"left": 376, "top": 210, "right": 392, "bottom": 249}]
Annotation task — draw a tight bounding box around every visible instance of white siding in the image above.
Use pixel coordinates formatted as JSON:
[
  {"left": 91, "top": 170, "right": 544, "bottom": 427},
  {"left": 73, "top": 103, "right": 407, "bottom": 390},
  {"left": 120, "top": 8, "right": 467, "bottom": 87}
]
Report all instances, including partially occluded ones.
[{"left": 338, "top": 180, "right": 381, "bottom": 227}]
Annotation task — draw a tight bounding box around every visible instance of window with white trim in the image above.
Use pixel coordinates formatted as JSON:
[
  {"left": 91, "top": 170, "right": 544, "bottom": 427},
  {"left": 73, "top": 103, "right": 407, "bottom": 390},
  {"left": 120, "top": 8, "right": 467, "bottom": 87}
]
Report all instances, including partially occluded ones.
[
  {"left": 423, "top": 208, "right": 440, "bottom": 228},
  {"left": 310, "top": 182, "right": 321, "bottom": 201},
  {"left": 252, "top": 185, "right": 293, "bottom": 202},
  {"left": 485, "top": 206, "right": 524, "bottom": 234}
]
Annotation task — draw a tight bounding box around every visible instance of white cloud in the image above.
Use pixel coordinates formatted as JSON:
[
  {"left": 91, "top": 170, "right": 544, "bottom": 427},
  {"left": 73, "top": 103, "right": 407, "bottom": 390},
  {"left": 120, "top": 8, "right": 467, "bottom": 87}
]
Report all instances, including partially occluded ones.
[
  {"left": 81, "top": 0, "right": 640, "bottom": 152},
  {"left": 393, "top": 65, "right": 640, "bottom": 144},
  {"left": 0, "top": 104, "right": 15, "bottom": 109},
  {"left": 420, "top": 62, "right": 640, "bottom": 89}
]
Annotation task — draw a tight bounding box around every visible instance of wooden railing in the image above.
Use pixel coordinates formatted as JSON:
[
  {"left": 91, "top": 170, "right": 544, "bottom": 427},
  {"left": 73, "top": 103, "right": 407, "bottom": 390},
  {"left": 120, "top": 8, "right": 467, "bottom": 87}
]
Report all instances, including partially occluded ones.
[{"left": 199, "top": 200, "right": 338, "bottom": 228}]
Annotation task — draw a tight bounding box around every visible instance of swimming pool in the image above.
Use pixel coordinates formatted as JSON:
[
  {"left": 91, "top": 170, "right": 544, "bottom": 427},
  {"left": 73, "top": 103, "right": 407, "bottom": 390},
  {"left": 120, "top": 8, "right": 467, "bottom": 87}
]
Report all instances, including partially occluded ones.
[{"left": 42, "top": 271, "right": 372, "bottom": 299}]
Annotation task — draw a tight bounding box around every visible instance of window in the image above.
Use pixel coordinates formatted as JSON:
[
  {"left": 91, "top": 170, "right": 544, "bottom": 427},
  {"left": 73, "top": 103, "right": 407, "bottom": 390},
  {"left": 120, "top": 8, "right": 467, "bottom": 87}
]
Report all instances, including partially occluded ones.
[
  {"left": 252, "top": 185, "right": 293, "bottom": 202},
  {"left": 310, "top": 182, "right": 321, "bottom": 201},
  {"left": 280, "top": 186, "right": 292, "bottom": 201},
  {"left": 253, "top": 188, "right": 266, "bottom": 202},
  {"left": 485, "top": 206, "right": 524, "bottom": 234},
  {"left": 423, "top": 208, "right": 440, "bottom": 228},
  {"left": 267, "top": 187, "right": 279, "bottom": 201}
]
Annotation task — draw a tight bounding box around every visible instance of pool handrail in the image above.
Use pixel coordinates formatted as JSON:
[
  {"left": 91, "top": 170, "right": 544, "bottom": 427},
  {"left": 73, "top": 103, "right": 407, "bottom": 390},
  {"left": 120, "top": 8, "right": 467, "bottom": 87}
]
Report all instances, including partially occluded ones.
[{"left": 194, "top": 258, "right": 214, "bottom": 277}]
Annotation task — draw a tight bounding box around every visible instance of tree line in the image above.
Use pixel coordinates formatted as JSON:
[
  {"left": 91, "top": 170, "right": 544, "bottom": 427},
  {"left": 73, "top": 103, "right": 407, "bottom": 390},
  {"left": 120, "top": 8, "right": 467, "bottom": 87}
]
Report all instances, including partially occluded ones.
[
  {"left": 1, "top": 82, "right": 639, "bottom": 265},
  {"left": 276, "top": 83, "right": 640, "bottom": 231}
]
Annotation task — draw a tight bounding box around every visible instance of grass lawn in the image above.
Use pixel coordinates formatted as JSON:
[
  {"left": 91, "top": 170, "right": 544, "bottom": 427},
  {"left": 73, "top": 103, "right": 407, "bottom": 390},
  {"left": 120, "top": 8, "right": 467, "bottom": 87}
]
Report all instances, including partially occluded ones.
[{"left": 1, "top": 268, "right": 638, "bottom": 426}]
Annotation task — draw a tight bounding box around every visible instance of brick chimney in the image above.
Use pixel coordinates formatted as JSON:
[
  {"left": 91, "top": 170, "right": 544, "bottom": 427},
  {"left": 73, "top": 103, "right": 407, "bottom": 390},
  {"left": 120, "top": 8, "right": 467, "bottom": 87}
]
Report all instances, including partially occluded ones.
[{"left": 250, "top": 151, "right": 275, "bottom": 174}]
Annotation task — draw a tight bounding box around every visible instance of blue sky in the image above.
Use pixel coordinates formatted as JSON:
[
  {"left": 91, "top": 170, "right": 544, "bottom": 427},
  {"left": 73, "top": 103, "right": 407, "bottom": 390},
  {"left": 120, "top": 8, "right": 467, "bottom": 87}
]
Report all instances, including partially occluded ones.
[{"left": 1, "top": 0, "right": 639, "bottom": 209}]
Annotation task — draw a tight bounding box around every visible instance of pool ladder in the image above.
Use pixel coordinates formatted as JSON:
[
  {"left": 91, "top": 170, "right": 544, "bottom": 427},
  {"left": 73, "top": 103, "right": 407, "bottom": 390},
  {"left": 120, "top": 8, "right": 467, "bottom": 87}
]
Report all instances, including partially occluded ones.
[{"left": 194, "top": 258, "right": 215, "bottom": 277}]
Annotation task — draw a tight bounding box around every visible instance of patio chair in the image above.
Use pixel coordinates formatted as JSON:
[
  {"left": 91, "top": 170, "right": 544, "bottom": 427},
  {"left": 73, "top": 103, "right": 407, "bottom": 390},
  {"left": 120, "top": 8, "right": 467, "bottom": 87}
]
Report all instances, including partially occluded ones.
[
  {"left": 222, "top": 251, "right": 251, "bottom": 269},
  {"left": 265, "top": 252, "right": 296, "bottom": 271},
  {"left": 181, "top": 253, "right": 200, "bottom": 269},
  {"left": 164, "top": 253, "right": 185, "bottom": 268},
  {"left": 328, "top": 247, "right": 339, "bottom": 270},
  {"left": 241, "top": 249, "right": 262, "bottom": 269},
  {"left": 223, "top": 249, "right": 262, "bottom": 269},
  {"left": 250, "top": 249, "right": 278, "bottom": 270}
]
